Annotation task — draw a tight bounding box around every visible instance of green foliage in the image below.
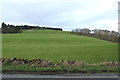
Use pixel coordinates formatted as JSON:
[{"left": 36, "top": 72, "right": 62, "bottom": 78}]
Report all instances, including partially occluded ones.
[
  {"left": 1, "top": 22, "right": 22, "bottom": 33},
  {"left": 3, "top": 64, "right": 119, "bottom": 73}
]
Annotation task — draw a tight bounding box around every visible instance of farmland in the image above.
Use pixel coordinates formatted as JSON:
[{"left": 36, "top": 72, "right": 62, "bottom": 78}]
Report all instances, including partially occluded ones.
[{"left": 2, "top": 30, "right": 118, "bottom": 63}]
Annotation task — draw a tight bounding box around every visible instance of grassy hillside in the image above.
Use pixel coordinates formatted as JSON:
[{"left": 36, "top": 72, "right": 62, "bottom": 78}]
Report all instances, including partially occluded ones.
[{"left": 2, "top": 30, "right": 118, "bottom": 63}]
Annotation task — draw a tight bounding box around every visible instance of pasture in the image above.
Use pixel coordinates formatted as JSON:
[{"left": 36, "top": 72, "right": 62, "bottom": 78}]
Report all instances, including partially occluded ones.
[{"left": 2, "top": 30, "right": 118, "bottom": 63}]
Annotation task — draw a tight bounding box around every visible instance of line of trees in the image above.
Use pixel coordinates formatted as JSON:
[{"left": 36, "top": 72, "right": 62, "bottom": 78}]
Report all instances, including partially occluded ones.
[
  {"left": 72, "top": 28, "right": 120, "bottom": 43},
  {"left": 1, "top": 22, "right": 63, "bottom": 33},
  {"left": 1, "top": 22, "right": 22, "bottom": 33},
  {"left": 17, "top": 25, "right": 63, "bottom": 31}
]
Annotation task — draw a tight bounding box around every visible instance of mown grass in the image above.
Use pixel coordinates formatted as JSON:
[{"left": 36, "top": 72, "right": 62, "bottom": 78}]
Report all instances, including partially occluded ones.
[{"left": 2, "top": 30, "right": 118, "bottom": 63}]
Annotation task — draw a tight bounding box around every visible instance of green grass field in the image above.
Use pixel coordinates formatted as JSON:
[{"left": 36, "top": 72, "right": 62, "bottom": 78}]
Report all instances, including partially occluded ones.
[{"left": 2, "top": 30, "right": 118, "bottom": 63}]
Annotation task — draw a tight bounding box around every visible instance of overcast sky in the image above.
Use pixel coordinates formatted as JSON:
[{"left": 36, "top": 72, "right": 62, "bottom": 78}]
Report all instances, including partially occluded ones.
[{"left": 1, "top": 0, "right": 119, "bottom": 31}]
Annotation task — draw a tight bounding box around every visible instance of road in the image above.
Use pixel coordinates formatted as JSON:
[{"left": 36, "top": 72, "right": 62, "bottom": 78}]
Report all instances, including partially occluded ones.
[{"left": 1, "top": 73, "right": 119, "bottom": 80}]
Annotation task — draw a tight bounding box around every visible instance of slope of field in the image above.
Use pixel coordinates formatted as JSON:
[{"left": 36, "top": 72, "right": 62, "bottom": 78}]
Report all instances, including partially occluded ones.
[{"left": 2, "top": 30, "right": 118, "bottom": 63}]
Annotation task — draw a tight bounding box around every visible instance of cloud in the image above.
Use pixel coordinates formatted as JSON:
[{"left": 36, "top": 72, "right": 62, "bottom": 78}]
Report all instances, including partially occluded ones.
[
  {"left": 1, "top": 0, "right": 119, "bottom": 31},
  {"left": 95, "top": 19, "right": 118, "bottom": 31}
]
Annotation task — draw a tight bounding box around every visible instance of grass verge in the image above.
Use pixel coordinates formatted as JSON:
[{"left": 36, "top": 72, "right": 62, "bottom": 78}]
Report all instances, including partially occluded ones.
[{"left": 2, "top": 63, "right": 119, "bottom": 74}]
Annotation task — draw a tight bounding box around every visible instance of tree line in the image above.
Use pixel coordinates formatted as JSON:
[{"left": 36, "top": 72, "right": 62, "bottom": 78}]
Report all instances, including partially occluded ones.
[
  {"left": 1, "top": 22, "right": 22, "bottom": 33},
  {"left": 1, "top": 22, "right": 63, "bottom": 34},
  {"left": 72, "top": 28, "right": 120, "bottom": 43},
  {"left": 17, "top": 25, "right": 62, "bottom": 31}
]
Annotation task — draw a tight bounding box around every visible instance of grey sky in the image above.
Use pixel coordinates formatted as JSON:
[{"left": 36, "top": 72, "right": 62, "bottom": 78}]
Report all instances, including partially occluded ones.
[{"left": 1, "top": 0, "right": 119, "bottom": 31}]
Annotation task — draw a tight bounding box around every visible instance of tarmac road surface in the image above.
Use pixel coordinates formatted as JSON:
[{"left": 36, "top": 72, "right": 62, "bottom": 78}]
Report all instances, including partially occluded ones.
[{"left": 1, "top": 73, "right": 119, "bottom": 80}]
